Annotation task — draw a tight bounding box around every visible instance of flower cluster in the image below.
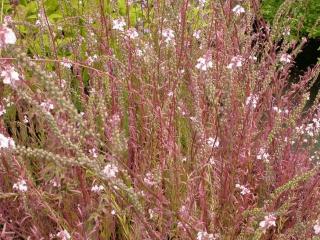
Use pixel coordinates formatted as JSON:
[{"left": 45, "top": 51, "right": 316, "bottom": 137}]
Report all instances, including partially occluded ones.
[
  {"left": 0, "top": 133, "right": 15, "bottom": 149},
  {"left": 235, "top": 183, "right": 251, "bottom": 195},
  {"left": 162, "top": 28, "right": 175, "bottom": 44},
  {"left": 89, "top": 148, "right": 98, "bottom": 158},
  {"left": 272, "top": 106, "right": 289, "bottom": 115},
  {"left": 60, "top": 59, "right": 72, "bottom": 69},
  {"left": 91, "top": 184, "right": 104, "bottom": 193},
  {"left": 227, "top": 55, "right": 244, "bottom": 69},
  {"left": 232, "top": 5, "right": 245, "bottom": 16},
  {"left": 40, "top": 101, "right": 54, "bottom": 111},
  {"left": 1, "top": 67, "right": 20, "bottom": 87},
  {"left": 193, "top": 30, "right": 201, "bottom": 39},
  {"left": 197, "top": 231, "right": 215, "bottom": 240},
  {"left": 257, "top": 148, "right": 270, "bottom": 163},
  {"left": 56, "top": 230, "right": 71, "bottom": 240},
  {"left": 198, "top": 0, "right": 207, "bottom": 7},
  {"left": 112, "top": 18, "right": 126, "bottom": 32},
  {"left": 13, "top": 179, "right": 28, "bottom": 192},
  {"left": 259, "top": 214, "right": 276, "bottom": 233},
  {"left": 245, "top": 94, "right": 259, "bottom": 109},
  {"left": 0, "top": 25, "right": 16, "bottom": 47},
  {"left": 0, "top": 105, "right": 6, "bottom": 116},
  {"left": 87, "top": 54, "right": 98, "bottom": 65},
  {"left": 295, "top": 117, "right": 320, "bottom": 146},
  {"left": 102, "top": 163, "right": 119, "bottom": 179},
  {"left": 126, "top": 28, "right": 139, "bottom": 39},
  {"left": 314, "top": 220, "right": 320, "bottom": 235},
  {"left": 280, "top": 54, "right": 292, "bottom": 64},
  {"left": 196, "top": 55, "right": 213, "bottom": 71},
  {"left": 207, "top": 137, "right": 220, "bottom": 148},
  {"left": 144, "top": 172, "right": 158, "bottom": 186}
]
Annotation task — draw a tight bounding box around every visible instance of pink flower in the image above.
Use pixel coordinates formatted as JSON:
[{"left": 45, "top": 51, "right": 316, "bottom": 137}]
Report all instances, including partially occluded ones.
[
  {"left": 56, "top": 230, "right": 71, "bottom": 240},
  {"left": 0, "top": 105, "right": 6, "bottom": 116},
  {"left": 227, "top": 55, "right": 244, "bottom": 69},
  {"left": 196, "top": 55, "right": 213, "bottom": 71},
  {"left": 126, "top": 28, "right": 139, "bottom": 39},
  {"left": 162, "top": 28, "right": 175, "bottom": 44},
  {"left": 102, "top": 163, "right": 119, "bottom": 179},
  {"left": 197, "top": 231, "right": 215, "bottom": 240},
  {"left": 40, "top": 101, "right": 54, "bottom": 111},
  {"left": 0, "top": 25, "right": 16, "bottom": 46},
  {"left": 1, "top": 67, "right": 20, "bottom": 86},
  {"left": 280, "top": 54, "right": 292, "bottom": 64},
  {"left": 91, "top": 184, "right": 104, "bottom": 193},
  {"left": 235, "top": 184, "right": 251, "bottom": 195},
  {"left": 245, "top": 94, "right": 258, "bottom": 109},
  {"left": 259, "top": 214, "right": 276, "bottom": 233},
  {"left": 13, "top": 179, "right": 27, "bottom": 192},
  {"left": 0, "top": 133, "right": 15, "bottom": 149},
  {"left": 112, "top": 18, "right": 126, "bottom": 31},
  {"left": 232, "top": 5, "right": 245, "bottom": 16},
  {"left": 193, "top": 30, "right": 201, "bottom": 39},
  {"left": 314, "top": 221, "right": 320, "bottom": 235},
  {"left": 207, "top": 137, "right": 220, "bottom": 148}
]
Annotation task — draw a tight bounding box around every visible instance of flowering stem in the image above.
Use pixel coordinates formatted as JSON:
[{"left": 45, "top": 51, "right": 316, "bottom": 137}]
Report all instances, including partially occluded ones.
[{"left": 0, "top": 0, "right": 3, "bottom": 23}]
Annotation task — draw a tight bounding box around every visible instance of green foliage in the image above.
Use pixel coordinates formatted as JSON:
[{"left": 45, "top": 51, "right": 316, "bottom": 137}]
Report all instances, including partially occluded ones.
[{"left": 261, "top": 0, "right": 320, "bottom": 38}]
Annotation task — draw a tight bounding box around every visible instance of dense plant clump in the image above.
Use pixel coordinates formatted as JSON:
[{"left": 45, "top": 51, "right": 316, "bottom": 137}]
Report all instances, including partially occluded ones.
[{"left": 0, "top": 0, "right": 320, "bottom": 239}]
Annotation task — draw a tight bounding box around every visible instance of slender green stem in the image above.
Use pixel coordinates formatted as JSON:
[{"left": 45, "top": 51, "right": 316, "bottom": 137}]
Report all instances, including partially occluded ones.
[{"left": 0, "top": 0, "right": 4, "bottom": 23}]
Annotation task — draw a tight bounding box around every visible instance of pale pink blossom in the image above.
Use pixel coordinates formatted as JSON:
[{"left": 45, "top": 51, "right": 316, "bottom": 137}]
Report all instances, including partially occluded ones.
[
  {"left": 199, "top": 0, "right": 207, "bottom": 7},
  {"left": 227, "top": 55, "right": 244, "bottom": 69},
  {"left": 60, "top": 59, "right": 72, "bottom": 69},
  {"left": 0, "top": 105, "right": 5, "bottom": 116},
  {"left": 0, "top": 133, "right": 15, "bottom": 149},
  {"left": 257, "top": 147, "right": 270, "bottom": 162},
  {"left": 283, "top": 28, "right": 290, "bottom": 36},
  {"left": 196, "top": 56, "right": 213, "bottom": 71},
  {"left": 235, "top": 183, "right": 251, "bottom": 195},
  {"left": 102, "top": 163, "right": 119, "bottom": 179},
  {"left": 280, "top": 54, "right": 292, "bottom": 64},
  {"left": 259, "top": 214, "right": 276, "bottom": 233},
  {"left": 197, "top": 231, "right": 215, "bottom": 240},
  {"left": 245, "top": 94, "right": 258, "bottom": 109},
  {"left": 56, "top": 230, "right": 71, "bottom": 240},
  {"left": 112, "top": 18, "right": 126, "bottom": 31},
  {"left": 23, "top": 115, "right": 29, "bottom": 124},
  {"left": 0, "top": 25, "right": 16, "bottom": 46},
  {"left": 1, "top": 67, "right": 20, "bottom": 86},
  {"left": 232, "top": 5, "right": 245, "bottom": 16},
  {"left": 40, "top": 101, "right": 54, "bottom": 111},
  {"left": 314, "top": 220, "right": 320, "bottom": 235},
  {"left": 193, "top": 30, "right": 201, "bottom": 39},
  {"left": 162, "top": 28, "right": 175, "bottom": 44},
  {"left": 13, "top": 179, "right": 28, "bottom": 192},
  {"left": 144, "top": 172, "right": 157, "bottom": 186},
  {"left": 126, "top": 28, "right": 139, "bottom": 39},
  {"left": 207, "top": 137, "right": 220, "bottom": 148},
  {"left": 89, "top": 148, "right": 98, "bottom": 158},
  {"left": 91, "top": 184, "right": 104, "bottom": 193}
]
